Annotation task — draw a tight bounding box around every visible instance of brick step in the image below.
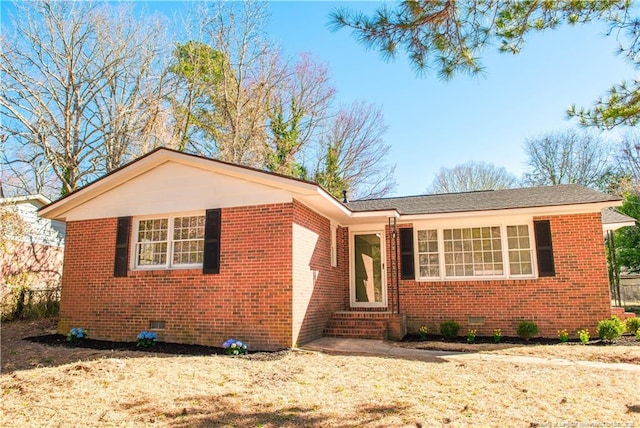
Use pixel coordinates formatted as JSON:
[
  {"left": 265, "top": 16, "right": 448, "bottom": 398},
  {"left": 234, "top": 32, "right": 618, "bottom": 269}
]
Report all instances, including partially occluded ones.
[
  {"left": 330, "top": 311, "right": 394, "bottom": 320},
  {"left": 324, "top": 311, "right": 390, "bottom": 340},
  {"left": 611, "top": 307, "right": 637, "bottom": 320},
  {"left": 326, "top": 319, "right": 386, "bottom": 328},
  {"left": 323, "top": 327, "right": 386, "bottom": 340}
]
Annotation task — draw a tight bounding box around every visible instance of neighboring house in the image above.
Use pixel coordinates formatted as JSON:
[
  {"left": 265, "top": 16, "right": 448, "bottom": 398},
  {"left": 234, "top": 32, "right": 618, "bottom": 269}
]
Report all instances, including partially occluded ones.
[
  {"left": 601, "top": 208, "right": 636, "bottom": 235},
  {"left": 40, "top": 148, "right": 623, "bottom": 350},
  {"left": 1, "top": 195, "right": 66, "bottom": 290}
]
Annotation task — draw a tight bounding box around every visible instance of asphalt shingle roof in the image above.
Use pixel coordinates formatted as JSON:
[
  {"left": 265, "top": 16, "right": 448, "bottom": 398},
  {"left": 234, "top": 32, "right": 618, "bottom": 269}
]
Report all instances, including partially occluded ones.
[
  {"left": 345, "top": 184, "right": 620, "bottom": 215},
  {"left": 601, "top": 207, "right": 636, "bottom": 226}
]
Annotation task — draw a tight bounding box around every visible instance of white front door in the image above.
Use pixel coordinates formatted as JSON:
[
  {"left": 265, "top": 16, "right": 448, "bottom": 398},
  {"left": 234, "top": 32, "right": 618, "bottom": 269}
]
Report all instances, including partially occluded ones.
[{"left": 350, "top": 231, "right": 386, "bottom": 308}]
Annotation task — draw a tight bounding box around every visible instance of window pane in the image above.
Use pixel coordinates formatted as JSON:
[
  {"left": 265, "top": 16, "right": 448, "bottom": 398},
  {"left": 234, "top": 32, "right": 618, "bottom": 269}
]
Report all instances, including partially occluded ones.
[
  {"left": 506, "top": 224, "right": 533, "bottom": 276},
  {"left": 137, "top": 242, "right": 167, "bottom": 266},
  {"left": 417, "top": 229, "right": 439, "bottom": 278},
  {"left": 171, "top": 216, "right": 205, "bottom": 265},
  {"left": 442, "top": 226, "right": 504, "bottom": 277},
  {"left": 136, "top": 219, "right": 168, "bottom": 267},
  {"left": 510, "top": 262, "right": 522, "bottom": 275}
]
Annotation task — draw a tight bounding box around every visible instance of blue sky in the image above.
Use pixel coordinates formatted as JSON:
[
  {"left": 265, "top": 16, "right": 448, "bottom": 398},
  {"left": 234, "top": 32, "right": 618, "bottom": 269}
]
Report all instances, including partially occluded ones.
[
  {"left": 2, "top": 1, "right": 635, "bottom": 196},
  {"left": 264, "top": 2, "right": 635, "bottom": 196}
]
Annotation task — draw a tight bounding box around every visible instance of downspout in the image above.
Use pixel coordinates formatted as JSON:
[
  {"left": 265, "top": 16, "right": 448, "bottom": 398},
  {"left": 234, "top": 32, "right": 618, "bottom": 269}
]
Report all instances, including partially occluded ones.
[
  {"left": 394, "top": 217, "right": 400, "bottom": 314},
  {"left": 388, "top": 217, "right": 394, "bottom": 313}
]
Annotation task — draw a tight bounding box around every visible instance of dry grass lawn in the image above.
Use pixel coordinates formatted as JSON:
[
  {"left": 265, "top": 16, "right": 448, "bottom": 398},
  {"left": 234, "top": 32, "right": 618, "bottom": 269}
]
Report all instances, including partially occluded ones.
[{"left": 2, "top": 320, "right": 640, "bottom": 427}]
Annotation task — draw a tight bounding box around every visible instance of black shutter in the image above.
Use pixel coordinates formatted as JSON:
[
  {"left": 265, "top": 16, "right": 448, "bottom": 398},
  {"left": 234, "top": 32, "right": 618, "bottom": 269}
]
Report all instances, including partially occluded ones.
[
  {"left": 534, "top": 220, "right": 555, "bottom": 277},
  {"left": 399, "top": 228, "right": 415, "bottom": 280},
  {"left": 114, "top": 217, "right": 131, "bottom": 277},
  {"left": 203, "top": 208, "right": 221, "bottom": 274}
]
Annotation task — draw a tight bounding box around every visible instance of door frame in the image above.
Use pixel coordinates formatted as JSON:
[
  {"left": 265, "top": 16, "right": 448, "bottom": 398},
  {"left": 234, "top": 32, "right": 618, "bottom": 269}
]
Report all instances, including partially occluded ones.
[{"left": 349, "top": 230, "right": 387, "bottom": 308}]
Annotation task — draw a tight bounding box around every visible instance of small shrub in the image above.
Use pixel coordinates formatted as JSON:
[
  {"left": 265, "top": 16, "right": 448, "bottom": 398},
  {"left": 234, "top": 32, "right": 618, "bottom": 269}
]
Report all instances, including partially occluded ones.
[
  {"left": 137, "top": 331, "right": 158, "bottom": 348},
  {"left": 222, "top": 338, "right": 248, "bottom": 355},
  {"left": 439, "top": 321, "right": 460, "bottom": 339},
  {"left": 577, "top": 329, "right": 590, "bottom": 344},
  {"left": 467, "top": 329, "right": 477, "bottom": 344},
  {"left": 418, "top": 325, "right": 428, "bottom": 339},
  {"left": 67, "top": 327, "right": 87, "bottom": 344},
  {"left": 493, "top": 328, "right": 502, "bottom": 343},
  {"left": 625, "top": 317, "right": 640, "bottom": 335},
  {"left": 636, "top": 329, "right": 640, "bottom": 341},
  {"left": 597, "top": 316, "right": 625, "bottom": 342},
  {"left": 516, "top": 321, "right": 538, "bottom": 341},
  {"left": 557, "top": 329, "right": 569, "bottom": 343}
]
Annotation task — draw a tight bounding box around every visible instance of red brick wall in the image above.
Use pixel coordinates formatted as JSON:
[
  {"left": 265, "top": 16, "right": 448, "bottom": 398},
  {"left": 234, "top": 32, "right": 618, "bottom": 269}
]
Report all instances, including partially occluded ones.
[
  {"left": 291, "top": 200, "right": 347, "bottom": 345},
  {"left": 59, "top": 203, "right": 294, "bottom": 350},
  {"left": 386, "top": 213, "right": 612, "bottom": 339}
]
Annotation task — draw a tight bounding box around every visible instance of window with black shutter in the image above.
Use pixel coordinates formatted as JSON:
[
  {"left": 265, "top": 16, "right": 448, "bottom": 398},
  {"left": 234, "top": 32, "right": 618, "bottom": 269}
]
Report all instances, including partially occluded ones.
[
  {"left": 203, "top": 208, "right": 222, "bottom": 274},
  {"left": 534, "top": 220, "right": 555, "bottom": 277},
  {"left": 114, "top": 217, "right": 131, "bottom": 277},
  {"left": 399, "top": 228, "right": 415, "bottom": 280}
]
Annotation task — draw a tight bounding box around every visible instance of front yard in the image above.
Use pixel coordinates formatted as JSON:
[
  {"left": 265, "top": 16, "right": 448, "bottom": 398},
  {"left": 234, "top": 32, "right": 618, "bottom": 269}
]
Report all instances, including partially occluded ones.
[{"left": 1, "top": 319, "right": 639, "bottom": 427}]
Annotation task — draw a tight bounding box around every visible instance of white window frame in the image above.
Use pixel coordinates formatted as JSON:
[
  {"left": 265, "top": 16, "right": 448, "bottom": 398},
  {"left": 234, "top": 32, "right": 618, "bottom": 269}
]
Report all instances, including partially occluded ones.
[
  {"left": 131, "top": 211, "right": 205, "bottom": 270},
  {"left": 330, "top": 222, "right": 338, "bottom": 267},
  {"left": 412, "top": 217, "right": 538, "bottom": 281}
]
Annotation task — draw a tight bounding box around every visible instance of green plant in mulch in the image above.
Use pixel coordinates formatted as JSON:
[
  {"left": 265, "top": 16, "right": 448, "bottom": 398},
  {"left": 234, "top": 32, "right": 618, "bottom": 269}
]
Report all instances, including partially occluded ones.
[
  {"left": 577, "top": 329, "right": 590, "bottom": 345},
  {"left": 467, "top": 329, "right": 477, "bottom": 344},
  {"left": 597, "top": 316, "right": 626, "bottom": 342},
  {"left": 137, "top": 331, "right": 158, "bottom": 348},
  {"left": 493, "top": 328, "right": 502, "bottom": 343},
  {"left": 418, "top": 325, "right": 428, "bottom": 339},
  {"left": 439, "top": 321, "right": 460, "bottom": 339},
  {"left": 67, "top": 327, "right": 87, "bottom": 344},
  {"left": 222, "top": 338, "right": 248, "bottom": 355},
  {"left": 557, "top": 329, "right": 569, "bottom": 343},
  {"left": 516, "top": 321, "right": 538, "bottom": 341},
  {"left": 625, "top": 317, "right": 640, "bottom": 335}
]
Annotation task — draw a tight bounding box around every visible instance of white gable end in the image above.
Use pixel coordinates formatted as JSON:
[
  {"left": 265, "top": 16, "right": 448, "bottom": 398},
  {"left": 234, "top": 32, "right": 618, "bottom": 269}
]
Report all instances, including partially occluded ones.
[{"left": 63, "top": 161, "right": 293, "bottom": 221}]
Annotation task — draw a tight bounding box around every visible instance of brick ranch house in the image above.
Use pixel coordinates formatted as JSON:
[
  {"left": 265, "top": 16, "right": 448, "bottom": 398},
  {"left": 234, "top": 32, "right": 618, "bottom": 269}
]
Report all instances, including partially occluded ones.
[{"left": 40, "top": 148, "right": 625, "bottom": 350}]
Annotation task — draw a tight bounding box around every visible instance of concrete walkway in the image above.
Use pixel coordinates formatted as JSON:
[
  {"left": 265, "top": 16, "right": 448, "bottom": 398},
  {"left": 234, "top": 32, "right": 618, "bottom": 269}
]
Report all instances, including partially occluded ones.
[{"left": 300, "top": 337, "right": 640, "bottom": 372}]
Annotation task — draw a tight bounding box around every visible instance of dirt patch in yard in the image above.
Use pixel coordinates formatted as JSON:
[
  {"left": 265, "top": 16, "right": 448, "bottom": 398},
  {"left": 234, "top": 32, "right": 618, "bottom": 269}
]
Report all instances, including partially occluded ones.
[{"left": 1, "top": 318, "right": 147, "bottom": 372}]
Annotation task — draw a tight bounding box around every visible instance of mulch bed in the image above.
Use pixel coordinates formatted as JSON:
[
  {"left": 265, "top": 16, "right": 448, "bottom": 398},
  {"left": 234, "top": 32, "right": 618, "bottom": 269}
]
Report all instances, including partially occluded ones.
[
  {"left": 403, "top": 333, "right": 640, "bottom": 346},
  {"left": 26, "top": 334, "right": 227, "bottom": 356}
]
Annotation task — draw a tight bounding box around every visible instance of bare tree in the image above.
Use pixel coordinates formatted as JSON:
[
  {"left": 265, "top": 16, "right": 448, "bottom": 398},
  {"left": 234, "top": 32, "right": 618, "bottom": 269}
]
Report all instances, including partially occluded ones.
[
  {"left": 88, "top": 4, "right": 173, "bottom": 172},
  {"left": 266, "top": 53, "right": 336, "bottom": 177},
  {"left": 0, "top": 1, "right": 170, "bottom": 197},
  {"left": 616, "top": 132, "right": 640, "bottom": 187},
  {"left": 427, "top": 161, "right": 518, "bottom": 194},
  {"left": 523, "top": 130, "right": 612, "bottom": 188},
  {"left": 314, "top": 102, "right": 395, "bottom": 200},
  {"left": 171, "top": 1, "right": 286, "bottom": 167}
]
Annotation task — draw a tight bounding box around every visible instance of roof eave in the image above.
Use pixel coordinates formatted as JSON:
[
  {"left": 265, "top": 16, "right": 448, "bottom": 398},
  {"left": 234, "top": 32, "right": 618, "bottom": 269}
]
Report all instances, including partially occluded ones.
[
  {"left": 397, "top": 200, "right": 622, "bottom": 221},
  {"left": 39, "top": 149, "right": 325, "bottom": 221}
]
